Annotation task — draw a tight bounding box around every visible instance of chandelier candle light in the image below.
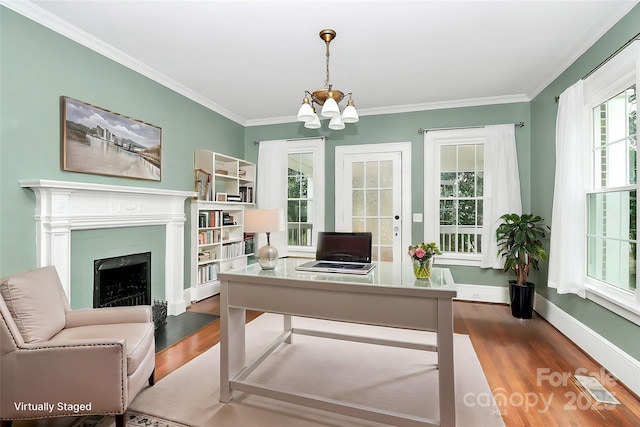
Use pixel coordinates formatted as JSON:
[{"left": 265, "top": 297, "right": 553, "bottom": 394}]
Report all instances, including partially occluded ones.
[
  {"left": 244, "top": 209, "right": 285, "bottom": 270},
  {"left": 297, "top": 29, "right": 359, "bottom": 130}
]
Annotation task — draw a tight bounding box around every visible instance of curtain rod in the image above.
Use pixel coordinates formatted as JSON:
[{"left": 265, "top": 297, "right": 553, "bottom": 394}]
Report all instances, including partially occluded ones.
[
  {"left": 254, "top": 136, "right": 327, "bottom": 145},
  {"left": 418, "top": 122, "right": 525, "bottom": 135},
  {"left": 555, "top": 31, "right": 640, "bottom": 102},
  {"left": 582, "top": 31, "right": 640, "bottom": 80}
]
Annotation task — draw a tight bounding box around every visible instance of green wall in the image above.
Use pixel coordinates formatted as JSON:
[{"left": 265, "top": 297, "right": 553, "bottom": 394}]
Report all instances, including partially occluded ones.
[
  {"left": 0, "top": 8, "right": 244, "bottom": 283},
  {"left": 1, "top": 2, "right": 638, "bottom": 362},
  {"left": 530, "top": 4, "right": 640, "bottom": 360},
  {"left": 245, "top": 104, "right": 531, "bottom": 287}
]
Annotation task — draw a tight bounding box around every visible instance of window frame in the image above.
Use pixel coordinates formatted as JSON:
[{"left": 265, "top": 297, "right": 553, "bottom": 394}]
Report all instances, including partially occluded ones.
[
  {"left": 285, "top": 139, "right": 325, "bottom": 258},
  {"left": 582, "top": 41, "right": 640, "bottom": 323},
  {"left": 424, "top": 128, "right": 486, "bottom": 267}
]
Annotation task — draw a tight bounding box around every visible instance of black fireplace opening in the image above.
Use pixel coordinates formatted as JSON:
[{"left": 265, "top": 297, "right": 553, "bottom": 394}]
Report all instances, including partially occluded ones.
[{"left": 94, "top": 252, "right": 151, "bottom": 308}]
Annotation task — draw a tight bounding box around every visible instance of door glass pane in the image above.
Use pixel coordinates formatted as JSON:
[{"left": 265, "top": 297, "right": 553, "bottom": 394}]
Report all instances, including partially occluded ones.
[
  {"left": 352, "top": 162, "right": 364, "bottom": 188},
  {"left": 380, "top": 218, "right": 393, "bottom": 245},
  {"left": 380, "top": 160, "right": 393, "bottom": 187},
  {"left": 352, "top": 190, "right": 364, "bottom": 216},
  {"left": 352, "top": 218, "right": 364, "bottom": 232},
  {"left": 366, "top": 162, "right": 379, "bottom": 187},
  {"left": 380, "top": 189, "right": 393, "bottom": 216},
  {"left": 366, "top": 190, "right": 378, "bottom": 216}
]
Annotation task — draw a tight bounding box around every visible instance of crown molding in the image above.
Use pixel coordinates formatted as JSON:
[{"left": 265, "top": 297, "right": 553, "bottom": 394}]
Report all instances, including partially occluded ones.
[
  {"left": 527, "top": 0, "right": 639, "bottom": 100},
  {"left": 1, "top": 0, "right": 247, "bottom": 126},
  {"left": 244, "top": 94, "right": 530, "bottom": 127}
]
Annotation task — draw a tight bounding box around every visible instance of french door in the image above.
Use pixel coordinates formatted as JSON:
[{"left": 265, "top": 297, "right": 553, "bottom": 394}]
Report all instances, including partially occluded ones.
[{"left": 335, "top": 143, "right": 411, "bottom": 262}]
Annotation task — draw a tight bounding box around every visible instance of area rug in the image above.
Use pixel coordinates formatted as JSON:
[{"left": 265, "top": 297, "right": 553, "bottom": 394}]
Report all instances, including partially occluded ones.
[{"left": 128, "top": 313, "right": 505, "bottom": 426}]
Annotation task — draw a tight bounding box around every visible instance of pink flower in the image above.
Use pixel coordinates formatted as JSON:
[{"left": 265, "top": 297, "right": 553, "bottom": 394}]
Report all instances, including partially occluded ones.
[
  {"left": 414, "top": 248, "right": 426, "bottom": 258},
  {"left": 408, "top": 249, "right": 415, "bottom": 257}
]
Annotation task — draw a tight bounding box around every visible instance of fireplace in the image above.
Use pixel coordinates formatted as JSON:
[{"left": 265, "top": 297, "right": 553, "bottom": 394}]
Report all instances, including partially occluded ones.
[
  {"left": 20, "top": 179, "right": 196, "bottom": 315},
  {"left": 94, "top": 252, "right": 151, "bottom": 308}
]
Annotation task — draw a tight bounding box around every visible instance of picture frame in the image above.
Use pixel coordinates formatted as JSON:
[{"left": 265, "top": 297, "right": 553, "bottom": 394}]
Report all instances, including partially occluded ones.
[
  {"left": 216, "top": 193, "right": 228, "bottom": 202},
  {"left": 61, "top": 96, "right": 162, "bottom": 181}
]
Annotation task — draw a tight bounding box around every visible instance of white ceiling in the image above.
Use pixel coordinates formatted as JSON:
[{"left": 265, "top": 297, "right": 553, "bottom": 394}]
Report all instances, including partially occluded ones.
[{"left": 9, "top": 0, "right": 640, "bottom": 126}]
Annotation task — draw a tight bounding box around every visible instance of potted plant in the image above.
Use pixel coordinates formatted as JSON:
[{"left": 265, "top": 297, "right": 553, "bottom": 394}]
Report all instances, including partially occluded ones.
[
  {"left": 408, "top": 242, "right": 442, "bottom": 279},
  {"left": 496, "top": 213, "right": 550, "bottom": 319}
]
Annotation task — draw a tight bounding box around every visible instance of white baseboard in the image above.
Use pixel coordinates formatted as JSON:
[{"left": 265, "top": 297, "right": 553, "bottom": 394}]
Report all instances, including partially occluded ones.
[
  {"left": 454, "top": 283, "right": 509, "bottom": 304},
  {"left": 535, "top": 295, "right": 640, "bottom": 397},
  {"left": 185, "top": 281, "right": 220, "bottom": 306}
]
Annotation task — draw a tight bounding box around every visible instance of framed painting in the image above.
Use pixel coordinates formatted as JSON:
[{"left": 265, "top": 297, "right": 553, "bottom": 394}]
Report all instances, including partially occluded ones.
[{"left": 61, "top": 96, "right": 162, "bottom": 181}]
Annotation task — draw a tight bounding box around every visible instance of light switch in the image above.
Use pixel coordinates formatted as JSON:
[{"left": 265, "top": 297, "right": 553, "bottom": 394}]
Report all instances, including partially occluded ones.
[{"left": 413, "top": 213, "right": 423, "bottom": 223}]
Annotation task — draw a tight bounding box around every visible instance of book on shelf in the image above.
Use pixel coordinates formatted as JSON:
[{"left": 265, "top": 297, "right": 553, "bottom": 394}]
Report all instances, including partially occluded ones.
[
  {"left": 222, "top": 212, "right": 236, "bottom": 226},
  {"left": 199, "top": 210, "right": 221, "bottom": 228},
  {"left": 198, "top": 263, "right": 218, "bottom": 284},
  {"left": 239, "top": 185, "right": 254, "bottom": 203},
  {"left": 226, "top": 194, "right": 242, "bottom": 202}
]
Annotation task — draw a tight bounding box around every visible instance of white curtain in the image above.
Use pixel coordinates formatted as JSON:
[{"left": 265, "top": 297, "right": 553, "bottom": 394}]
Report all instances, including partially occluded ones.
[
  {"left": 256, "top": 140, "right": 288, "bottom": 257},
  {"left": 548, "top": 80, "right": 586, "bottom": 297},
  {"left": 481, "top": 124, "right": 523, "bottom": 268}
]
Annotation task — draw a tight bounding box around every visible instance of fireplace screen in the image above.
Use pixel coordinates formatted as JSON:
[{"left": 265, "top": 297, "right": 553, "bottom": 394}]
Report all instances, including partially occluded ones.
[{"left": 94, "top": 252, "right": 151, "bottom": 308}]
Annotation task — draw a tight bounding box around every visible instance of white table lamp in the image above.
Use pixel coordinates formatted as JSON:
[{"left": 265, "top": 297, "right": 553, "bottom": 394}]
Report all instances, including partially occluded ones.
[{"left": 244, "top": 209, "right": 284, "bottom": 269}]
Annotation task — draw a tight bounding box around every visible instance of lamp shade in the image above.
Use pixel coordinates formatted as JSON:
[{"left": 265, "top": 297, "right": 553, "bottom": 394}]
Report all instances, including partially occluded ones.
[
  {"left": 321, "top": 97, "right": 340, "bottom": 118},
  {"left": 304, "top": 112, "right": 321, "bottom": 129},
  {"left": 297, "top": 99, "right": 315, "bottom": 122},
  {"left": 328, "top": 114, "right": 345, "bottom": 130},
  {"left": 341, "top": 100, "right": 359, "bottom": 123},
  {"left": 244, "top": 209, "right": 284, "bottom": 233}
]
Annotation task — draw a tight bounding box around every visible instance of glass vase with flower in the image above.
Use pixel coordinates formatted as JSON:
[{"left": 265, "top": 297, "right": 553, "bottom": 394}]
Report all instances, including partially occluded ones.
[{"left": 407, "top": 242, "right": 442, "bottom": 279}]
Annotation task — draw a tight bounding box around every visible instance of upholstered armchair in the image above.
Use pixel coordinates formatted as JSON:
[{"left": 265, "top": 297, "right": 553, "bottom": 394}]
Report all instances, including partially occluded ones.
[{"left": 0, "top": 266, "right": 155, "bottom": 427}]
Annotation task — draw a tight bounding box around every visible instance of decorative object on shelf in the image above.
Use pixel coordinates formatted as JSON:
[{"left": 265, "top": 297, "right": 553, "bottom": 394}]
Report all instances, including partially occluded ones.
[
  {"left": 408, "top": 242, "right": 442, "bottom": 279},
  {"left": 216, "top": 192, "right": 227, "bottom": 202},
  {"left": 195, "top": 168, "right": 211, "bottom": 200},
  {"left": 244, "top": 209, "right": 285, "bottom": 270},
  {"left": 296, "top": 29, "right": 359, "bottom": 130}
]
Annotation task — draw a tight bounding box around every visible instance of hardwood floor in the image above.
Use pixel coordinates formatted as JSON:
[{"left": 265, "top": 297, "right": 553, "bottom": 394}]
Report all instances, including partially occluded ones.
[{"left": 157, "top": 297, "right": 640, "bottom": 427}]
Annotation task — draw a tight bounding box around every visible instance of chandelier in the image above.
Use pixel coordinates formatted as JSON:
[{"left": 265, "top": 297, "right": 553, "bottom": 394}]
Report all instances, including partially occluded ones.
[{"left": 296, "top": 29, "right": 359, "bottom": 130}]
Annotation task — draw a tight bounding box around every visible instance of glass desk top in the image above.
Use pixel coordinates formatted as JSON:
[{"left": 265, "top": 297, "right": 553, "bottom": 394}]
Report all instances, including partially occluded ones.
[{"left": 218, "top": 258, "right": 456, "bottom": 291}]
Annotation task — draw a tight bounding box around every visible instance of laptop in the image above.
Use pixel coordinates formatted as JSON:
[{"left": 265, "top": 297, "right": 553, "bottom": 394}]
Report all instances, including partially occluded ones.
[{"left": 295, "top": 232, "right": 376, "bottom": 275}]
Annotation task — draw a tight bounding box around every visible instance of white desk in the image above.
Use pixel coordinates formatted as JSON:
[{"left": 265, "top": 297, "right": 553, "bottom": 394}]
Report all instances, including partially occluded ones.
[{"left": 218, "top": 258, "right": 457, "bottom": 427}]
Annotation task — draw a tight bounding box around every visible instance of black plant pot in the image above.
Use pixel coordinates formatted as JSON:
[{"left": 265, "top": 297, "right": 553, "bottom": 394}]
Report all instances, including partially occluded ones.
[{"left": 509, "top": 280, "right": 535, "bottom": 319}]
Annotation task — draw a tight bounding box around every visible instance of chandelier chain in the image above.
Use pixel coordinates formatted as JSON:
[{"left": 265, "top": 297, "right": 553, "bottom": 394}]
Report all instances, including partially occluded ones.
[{"left": 324, "top": 40, "right": 331, "bottom": 88}]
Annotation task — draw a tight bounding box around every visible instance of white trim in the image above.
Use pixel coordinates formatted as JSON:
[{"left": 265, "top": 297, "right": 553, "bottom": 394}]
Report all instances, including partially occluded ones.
[
  {"left": 585, "top": 278, "right": 640, "bottom": 325},
  {"left": 1, "top": 0, "right": 245, "bottom": 126},
  {"left": 335, "top": 142, "right": 412, "bottom": 260},
  {"left": 245, "top": 95, "right": 530, "bottom": 127},
  {"left": 454, "top": 283, "right": 509, "bottom": 304},
  {"left": 424, "top": 128, "right": 486, "bottom": 260},
  {"left": 535, "top": 295, "right": 640, "bottom": 397},
  {"left": 19, "top": 179, "right": 196, "bottom": 315}
]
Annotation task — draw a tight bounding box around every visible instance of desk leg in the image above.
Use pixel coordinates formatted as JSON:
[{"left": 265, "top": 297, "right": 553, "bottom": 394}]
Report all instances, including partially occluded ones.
[
  {"left": 220, "top": 279, "right": 246, "bottom": 403},
  {"left": 437, "top": 298, "right": 456, "bottom": 427},
  {"left": 284, "top": 314, "right": 292, "bottom": 344}
]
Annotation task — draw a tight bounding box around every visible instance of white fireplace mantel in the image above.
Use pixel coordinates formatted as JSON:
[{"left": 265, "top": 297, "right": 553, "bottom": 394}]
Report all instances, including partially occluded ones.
[{"left": 20, "top": 179, "right": 197, "bottom": 315}]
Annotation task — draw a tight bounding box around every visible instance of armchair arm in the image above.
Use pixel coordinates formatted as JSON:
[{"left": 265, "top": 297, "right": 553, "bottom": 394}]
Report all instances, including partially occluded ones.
[
  {"left": 66, "top": 305, "right": 152, "bottom": 328},
  {"left": 1, "top": 339, "right": 128, "bottom": 419}
]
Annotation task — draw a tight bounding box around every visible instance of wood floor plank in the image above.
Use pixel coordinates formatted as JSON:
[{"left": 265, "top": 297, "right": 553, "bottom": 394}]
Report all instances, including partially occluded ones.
[{"left": 155, "top": 297, "right": 640, "bottom": 426}]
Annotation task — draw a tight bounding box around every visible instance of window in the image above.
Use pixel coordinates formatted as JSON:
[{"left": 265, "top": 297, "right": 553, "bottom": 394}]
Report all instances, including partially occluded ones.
[
  {"left": 424, "top": 129, "right": 485, "bottom": 266},
  {"left": 439, "top": 143, "right": 484, "bottom": 255},
  {"left": 286, "top": 140, "right": 324, "bottom": 256},
  {"left": 581, "top": 41, "right": 639, "bottom": 320}
]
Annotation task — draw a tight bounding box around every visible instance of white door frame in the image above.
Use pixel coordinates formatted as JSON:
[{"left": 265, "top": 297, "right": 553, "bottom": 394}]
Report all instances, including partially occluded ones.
[{"left": 335, "top": 142, "right": 412, "bottom": 260}]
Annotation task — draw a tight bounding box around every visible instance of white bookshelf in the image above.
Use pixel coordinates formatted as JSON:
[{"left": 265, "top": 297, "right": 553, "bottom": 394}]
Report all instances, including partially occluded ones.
[{"left": 189, "top": 150, "right": 256, "bottom": 302}]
